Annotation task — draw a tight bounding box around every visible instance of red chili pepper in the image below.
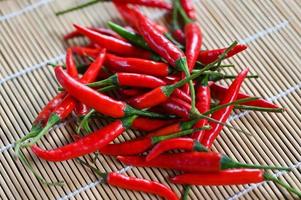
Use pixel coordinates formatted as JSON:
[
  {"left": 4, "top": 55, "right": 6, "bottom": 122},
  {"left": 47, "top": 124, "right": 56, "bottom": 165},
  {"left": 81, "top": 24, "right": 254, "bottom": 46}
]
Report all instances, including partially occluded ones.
[
  {"left": 64, "top": 27, "right": 125, "bottom": 41},
  {"left": 119, "top": 88, "right": 146, "bottom": 97},
  {"left": 118, "top": 152, "right": 290, "bottom": 172},
  {"left": 74, "top": 103, "right": 91, "bottom": 117},
  {"left": 113, "top": 0, "right": 172, "bottom": 10},
  {"left": 192, "top": 79, "right": 210, "bottom": 141},
  {"left": 71, "top": 46, "right": 101, "bottom": 58},
  {"left": 180, "top": 0, "right": 196, "bottom": 20},
  {"left": 88, "top": 72, "right": 166, "bottom": 89},
  {"left": 210, "top": 82, "right": 280, "bottom": 109},
  {"left": 172, "top": 29, "right": 185, "bottom": 44},
  {"left": 185, "top": 22, "right": 202, "bottom": 72},
  {"left": 198, "top": 44, "right": 247, "bottom": 64},
  {"left": 169, "top": 169, "right": 301, "bottom": 197},
  {"left": 113, "top": 2, "right": 168, "bottom": 34},
  {"left": 163, "top": 75, "right": 181, "bottom": 85},
  {"left": 55, "top": 67, "right": 167, "bottom": 118},
  {"left": 78, "top": 160, "right": 179, "bottom": 200},
  {"left": 172, "top": 88, "right": 191, "bottom": 103},
  {"left": 146, "top": 138, "right": 207, "bottom": 161},
  {"left": 100, "top": 126, "right": 208, "bottom": 156},
  {"left": 73, "top": 24, "right": 156, "bottom": 60},
  {"left": 105, "top": 53, "right": 171, "bottom": 77},
  {"left": 170, "top": 169, "right": 264, "bottom": 185},
  {"left": 66, "top": 48, "right": 79, "bottom": 78},
  {"left": 31, "top": 115, "right": 137, "bottom": 162},
  {"left": 158, "top": 97, "right": 191, "bottom": 118},
  {"left": 131, "top": 117, "right": 177, "bottom": 132},
  {"left": 128, "top": 69, "right": 202, "bottom": 109},
  {"left": 201, "top": 69, "right": 249, "bottom": 148}
]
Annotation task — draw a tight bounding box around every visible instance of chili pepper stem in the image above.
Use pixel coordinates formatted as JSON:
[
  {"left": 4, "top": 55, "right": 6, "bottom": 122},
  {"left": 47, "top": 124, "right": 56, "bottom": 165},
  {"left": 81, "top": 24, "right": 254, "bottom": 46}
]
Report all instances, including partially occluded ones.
[
  {"left": 55, "top": 0, "right": 101, "bottom": 16},
  {"left": 97, "top": 85, "right": 118, "bottom": 93},
  {"left": 193, "top": 140, "right": 208, "bottom": 152},
  {"left": 223, "top": 74, "right": 259, "bottom": 79},
  {"left": 151, "top": 125, "right": 211, "bottom": 144},
  {"left": 87, "top": 75, "right": 116, "bottom": 87},
  {"left": 124, "top": 106, "right": 174, "bottom": 119},
  {"left": 176, "top": 0, "right": 193, "bottom": 24},
  {"left": 221, "top": 156, "right": 291, "bottom": 171},
  {"left": 235, "top": 105, "right": 285, "bottom": 113},
  {"left": 77, "top": 109, "right": 95, "bottom": 133},
  {"left": 77, "top": 158, "right": 107, "bottom": 180},
  {"left": 264, "top": 173, "right": 301, "bottom": 198},
  {"left": 181, "top": 185, "right": 191, "bottom": 200},
  {"left": 25, "top": 114, "right": 60, "bottom": 147}
]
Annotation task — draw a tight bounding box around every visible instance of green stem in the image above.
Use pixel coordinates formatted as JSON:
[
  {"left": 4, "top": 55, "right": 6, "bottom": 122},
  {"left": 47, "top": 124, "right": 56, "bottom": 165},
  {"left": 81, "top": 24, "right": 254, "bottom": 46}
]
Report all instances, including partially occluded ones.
[
  {"left": 97, "top": 85, "right": 118, "bottom": 93},
  {"left": 87, "top": 75, "right": 116, "bottom": 88},
  {"left": 25, "top": 114, "right": 60, "bottom": 147},
  {"left": 193, "top": 140, "right": 208, "bottom": 152},
  {"left": 55, "top": 0, "right": 101, "bottom": 16},
  {"left": 181, "top": 185, "right": 191, "bottom": 200},
  {"left": 204, "top": 97, "right": 259, "bottom": 115},
  {"left": 234, "top": 105, "right": 285, "bottom": 113},
  {"left": 76, "top": 158, "right": 107, "bottom": 180},
  {"left": 77, "top": 109, "right": 95, "bottom": 134},
  {"left": 264, "top": 173, "right": 301, "bottom": 198},
  {"left": 125, "top": 106, "right": 175, "bottom": 119},
  {"left": 152, "top": 125, "right": 211, "bottom": 144},
  {"left": 164, "top": 32, "right": 184, "bottom": 49},
  {"left": 221, "top": 156, "right": 291, "bottom": 171},
  {"left": 223, "top": 74, "right": 259, "bottom": 79},
  {"left": 107, "top": 22, "right": 151, "bottom": 50},
  {"left": 176, "top": 0, "right": 193, "bottom": 24}
]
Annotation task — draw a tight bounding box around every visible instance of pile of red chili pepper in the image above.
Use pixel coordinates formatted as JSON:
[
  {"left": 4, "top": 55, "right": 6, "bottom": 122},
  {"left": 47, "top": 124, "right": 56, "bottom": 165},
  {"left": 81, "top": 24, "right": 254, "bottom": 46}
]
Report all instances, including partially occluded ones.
[{"left": 14, "top": 0, "right": 301, "bottom": 199}]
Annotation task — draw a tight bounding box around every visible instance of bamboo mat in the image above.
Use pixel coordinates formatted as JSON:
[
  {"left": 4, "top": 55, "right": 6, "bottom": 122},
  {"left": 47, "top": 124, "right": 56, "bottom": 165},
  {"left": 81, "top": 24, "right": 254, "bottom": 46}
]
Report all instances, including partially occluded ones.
[{"left": 0, "top": 0, "right": 301, "bottom": 199}]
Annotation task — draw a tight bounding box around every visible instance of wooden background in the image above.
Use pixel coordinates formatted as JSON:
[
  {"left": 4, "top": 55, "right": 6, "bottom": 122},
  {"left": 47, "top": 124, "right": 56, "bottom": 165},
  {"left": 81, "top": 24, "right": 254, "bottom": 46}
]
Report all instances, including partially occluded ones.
[{"left": 0, "top": 0, "right": 300, "bottom": 199}]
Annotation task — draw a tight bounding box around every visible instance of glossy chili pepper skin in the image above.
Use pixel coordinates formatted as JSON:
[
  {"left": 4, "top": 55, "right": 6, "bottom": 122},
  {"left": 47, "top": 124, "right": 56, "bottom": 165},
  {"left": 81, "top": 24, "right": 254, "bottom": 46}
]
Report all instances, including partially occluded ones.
[
  {"left": 113, "top": 0, "right": 172, "bottom": 10},
  {"left": 106, "top": 173, "right": 179, "bottom": 200},
  {"left": 119, "top": 88, "right": 146, "bottom": 97},
  {"left": 66, "top": 48, "right": 79, "bottom": 78},
  {"left": 210, "top": 82, "right": 280, "bottom": 109},
  {"left": 105, "top": 53, "right": 170, "bottom": 77},
  {"left": 172, "top": 29, "right": 185, "bottom": 44},
  {"left": 156, "top": 98, "right": 190, "bottom": 118},
  {"left": 116, "top": 73, "right": 166, "bottom": 88},
  {"left": 32, "top": 118, "right": 133, "bottom": 162},
  {"left": 131, "top": 117, "right": 177, "bottom": 132},
  {"left": 64, "top": 27, "right": 125, "bottom": 41},
  {"left": 192, "top": 83, "right": 210, "bottom": 141},
  {"left": 146, "top": 138, "right": 207, "bottom": 161},
  {"left": 180, "top": 0, "right": 196, "bottom": 19},
  {"left": 198, "top": 44, "right": 247, "bottom": 64},
  {"left": 172, "top": 88, "right": 191, "bottom": 103},
  {"left": 100, "top": 137, "right": 152, "bottom": 156},
  {"left": 71, "top": 46, "right": 101, "bottom": 58},
  {"left": 55, "top": 67, "right": 126, "bottom": 118},
  {"left": 32, "top": 92, "right": 66, "bottom": 126},
  {"left": 131, "top": 7, "right": 184, "bottom": 67},
  {"left": 170, "top": 169, "right": 264, "bottom": 185},
  {"left": 201, "top": 69, "right": 249, "bottom": 148},
  {"left": 185, "top": 23, "right": 202, "bottom": 72},
  {"left": 118, "top": 152, "right": 222, "bottom": 172},
  {"left": 113, "top": 2, "right": 167, "bottom": 34},
  {"left": 74, "top": 24, "right": 154, "bottom": 59},
  {"left": 128, "top": 87, "right": 169, "bottom": 109}
]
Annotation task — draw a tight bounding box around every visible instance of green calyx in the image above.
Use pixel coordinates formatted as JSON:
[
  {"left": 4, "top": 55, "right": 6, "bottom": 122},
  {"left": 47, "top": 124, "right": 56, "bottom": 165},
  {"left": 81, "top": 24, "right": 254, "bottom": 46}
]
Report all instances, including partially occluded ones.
[
  {"left": 180, "top": 118, "right": 199, "bottom": 130},
  {"left": 121, "top": 115, "right": 138, "bottom": 129},
  {"left": 87, "top": 74, "right": 117, "bottom": 88},
  {"left": 193, "top": 140, "right": 208, "bottom": 152},
  {"left": 220, "top": 155, "right": 291, "bottom": 171},
  {"left": 151, "top": 125, "right": 211, "bottom": 144},
  {"left": 263, "top": 173, "right": 301, "bottom": 198},
  {"left": 107, "top": 21, "right": 151, "bottom": 51}
]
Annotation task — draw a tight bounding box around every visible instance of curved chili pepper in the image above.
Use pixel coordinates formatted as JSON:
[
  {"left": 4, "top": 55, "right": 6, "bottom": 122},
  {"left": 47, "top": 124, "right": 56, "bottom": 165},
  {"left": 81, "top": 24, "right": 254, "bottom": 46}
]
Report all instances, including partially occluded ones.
[
  {"left": 198, "top": 44, "right": 247, "bottom": 64},
  {"left": 156, "top": 97, "right": 190, "bottom": 118},
  {"left": 169, "top": 169, "right": 301, "bottom": 197},
  {"left": 99, "top": 126, "right": 209, "bottom": 155},
  {"left": 146, "top": 138, "right": 207, "bottom": 161},
  {"left": 119, "top": 88, "right": 146, "bottom": 97},
  {"left": 210, "top": 82, "right": 280, "bottom": 109},
  {"left": 78, "top": 160, "right": 179, "bottom": 200},
  {"left": 64, "top": 27, "right": 125, "bottom": 41},
  {"left": 172, "top": 29, "right": 185, "bottom": 45},
  {"left": 105, "top": 53, "right": 171, "bottom": 77},
  {"left": 31, "top": 115, "right": 137, "bottom": 162},
  {"left": 74, "top": 24, "right": 156, "bottom": 60},
  {"left": 113, "top": 2, "right": 167, "bottom": 33},
  {"left": 88, "top": 72, "right": 166, "bottom": 89},
  {"left": 131, "top": 117, "right": 177, "bottom": 132},
  {"left": 20, "top": 50, "right": 107, "bottom": 147},
  {"left": 192, "top": 77, "right": 210, "bottom": 141},
  {"left": 201, "top": 69, "right": 249, "bottom": 148},
  {"left": 118, "top": 152, "right": 290, "bottom": 172},
  {"left": 71, "top": 46, "right": 101, "bottom": 58},
  {"left": 172, "top": 88, "right": 191, "bottom": 103},
  {"left": 55, "top": 67, "right": 168, "bottom": 119},
  {"left": 180, "top": 0, "right": 196, "bottom": 20},
  {"left": 66, "top": 48, "right": 79, "bottom": 78}
]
